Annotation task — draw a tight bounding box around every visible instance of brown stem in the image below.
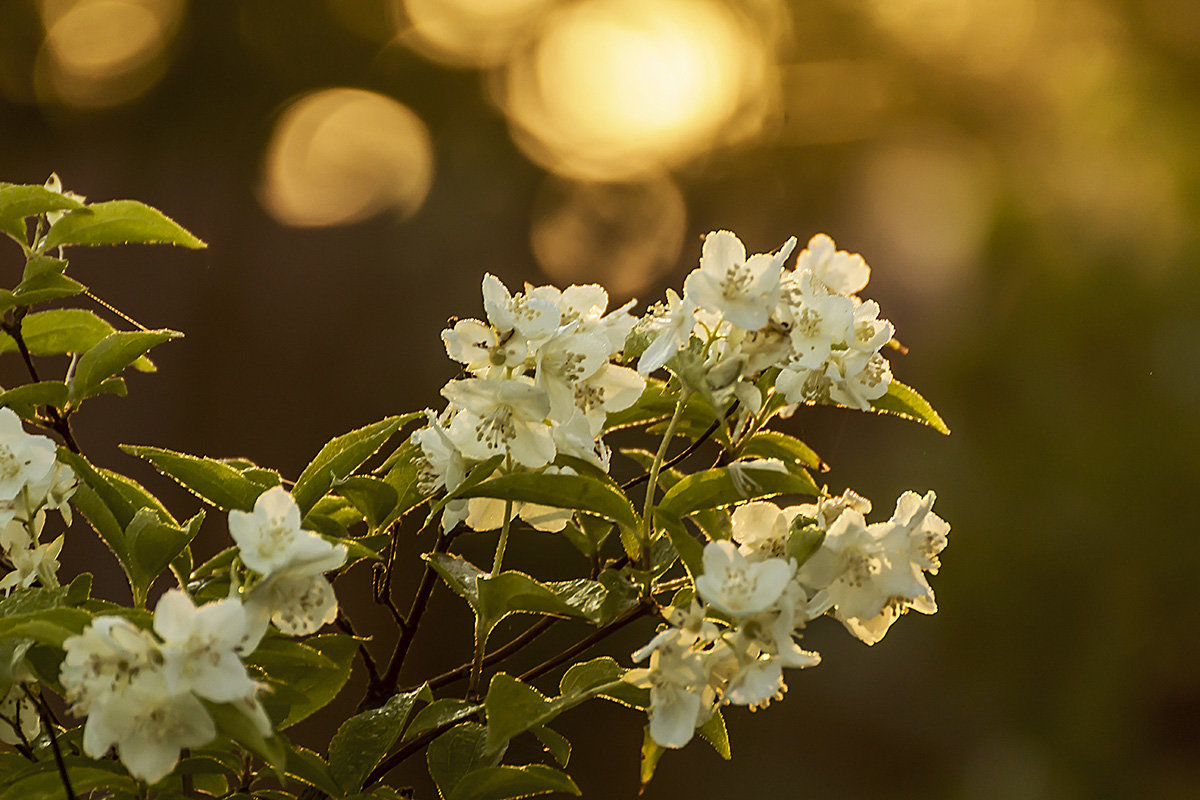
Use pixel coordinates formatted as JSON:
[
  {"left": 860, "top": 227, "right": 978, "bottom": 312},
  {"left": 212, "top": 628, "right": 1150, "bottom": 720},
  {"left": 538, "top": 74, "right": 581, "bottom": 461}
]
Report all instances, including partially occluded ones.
[
  {"left": 22, "top": 686, "right": 76, "bottom": 800},
  {"left": 1, "top": 310, "right": 81, "bottom": 454},
  {"left": 426, "top": 616, "right": 558, "bottom": 691},
  {"left": 519, "top": 604, "right": 651, "bottom": 683},
  {"left": 336, "top": 611, "right": 382, "bottom": 688}
]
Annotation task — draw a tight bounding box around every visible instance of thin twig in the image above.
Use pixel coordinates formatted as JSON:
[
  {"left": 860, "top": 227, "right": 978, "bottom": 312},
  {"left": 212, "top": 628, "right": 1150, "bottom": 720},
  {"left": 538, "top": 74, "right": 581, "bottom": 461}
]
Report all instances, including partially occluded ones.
[
  {"left": 336, "top": 611, "right": 382, "bottom": 688},
  {"left": 427, "top": 616, "right": 558, "bottom": 691},
  {"left": 519, "top": 604, "right": 651, "bottom": 683},
  {"left": 22, "top": 686, "right": 76, "bottom": 800},
  {"left": 1, "top": 310, "right": 81, "bottom": 453}
]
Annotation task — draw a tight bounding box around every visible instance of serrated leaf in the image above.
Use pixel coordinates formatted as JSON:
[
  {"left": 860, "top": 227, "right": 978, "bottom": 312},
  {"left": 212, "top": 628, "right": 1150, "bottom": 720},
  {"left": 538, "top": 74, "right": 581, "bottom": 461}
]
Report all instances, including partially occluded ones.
[
  {"left": 427, "top": 723, "right": 502, "bottom": 800},
  {"left": 122, "top": 444, "right": 264, "bottom": 511},
  {"left": 737, "top": 430, "right": 824, "bottom": 471},
  {"left": 0, "top": 182, "right": 86, "bottom": 223},
  {"left": 292, "top": 415, "right": 414, "bottom": 517},
  {"left": 0, "top": 757, "right": 135, "bottom": 800},
  {"left": 335, "top": 476, "right": 398, "bottom": 531},
  {"left": 0, "top": 381, "right": 68, "bottom": 413},
  {"left": 697, "top": 710, "right": 731, "bottom": 759},
  {"left": 406, "top": 698, "right": 481, "bottom": 741},
  {"left": 456, "top": 472, "right": 639, "bottom": 536},
  {"left": 42, "top": 199, "right": 205, "bottom": 249},
  {"left": 377, "top": 442, "right": 428, "bottom": 528},
  {"left": 285, "top": 746, "right": 345, "bottom": 799},
  {"left": 0, "top": 308, "right": 116, "bottom": 359},
  {"left": 531, "top": 726, "right": 571, "bottom": 768},
  {"left": 475, "top": 573, "right": 606, "bottom": 642},
  {"left": 329, "top": 684, "right": 427, "bottom": 794},
  {"left": 870, "top": 379, "right": 950, "bottom": 434},
  {"left": 485, "top": 665, "right": 628, "bottom": 752},
  {"left": 425, "top": 552, "right": 486, "bottom": 609},
  {"left": 639, "top": 727, "right": 665, "bottom": 789},
  {"left": 68, "top": 329, "right": 180, "bottom": 403},
  {"left": 450, "top": 765, "right": 580, "bottom": 800},
  {"left": 656, "top": 460, "right": 818, "bottom": 519},
  {"left": 204, "top": 700, "right": 286, "bottom": 773},
  {"left": 7, "top": 271, "right": 85, "bottom": 307},
  {"left": 124, "top": 509, "right": 204, "bottom": 606},
  {"left": 255, "top": 634, "right": 357, "bottom": 729}
]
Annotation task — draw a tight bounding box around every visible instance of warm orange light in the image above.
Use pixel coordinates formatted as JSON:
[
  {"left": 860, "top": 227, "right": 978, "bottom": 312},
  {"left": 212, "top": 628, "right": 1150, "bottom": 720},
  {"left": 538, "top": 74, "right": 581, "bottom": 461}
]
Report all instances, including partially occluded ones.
[
  {"left": 530, "top": 175, "right": 686, "bottom": 297},
  {"left": 499, "top": 0, "right": 772, "bottom": 181},
  {"left": 35, "top": 0, "right": 184, "bottom": 108},
  {"left": 400, "top": 0, "right": 555, "bottom": 67},
  {"left": 260, "top": 89, "right": 434, "bottom": 228}
]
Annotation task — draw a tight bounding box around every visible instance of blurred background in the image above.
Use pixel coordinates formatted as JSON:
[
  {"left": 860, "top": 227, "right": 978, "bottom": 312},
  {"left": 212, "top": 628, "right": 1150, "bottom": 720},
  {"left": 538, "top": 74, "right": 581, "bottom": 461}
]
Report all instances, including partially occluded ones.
[{"left": 2, "top": 0, "right": 1199, "bottom": 797}]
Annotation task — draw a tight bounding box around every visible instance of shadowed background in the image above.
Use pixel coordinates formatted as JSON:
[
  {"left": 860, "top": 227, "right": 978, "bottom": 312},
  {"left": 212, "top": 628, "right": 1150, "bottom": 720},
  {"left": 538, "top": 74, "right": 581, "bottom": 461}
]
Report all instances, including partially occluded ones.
[{"left": 2, "top": 0, "right": 1199, "bottom": 797}]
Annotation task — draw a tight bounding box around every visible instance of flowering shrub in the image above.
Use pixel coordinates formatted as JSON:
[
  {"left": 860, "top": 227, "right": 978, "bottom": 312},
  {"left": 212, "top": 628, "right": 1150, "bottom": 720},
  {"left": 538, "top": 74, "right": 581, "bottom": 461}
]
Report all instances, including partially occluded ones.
[{"left": 0, "top": 176, "right": 950, "bottom": 798}]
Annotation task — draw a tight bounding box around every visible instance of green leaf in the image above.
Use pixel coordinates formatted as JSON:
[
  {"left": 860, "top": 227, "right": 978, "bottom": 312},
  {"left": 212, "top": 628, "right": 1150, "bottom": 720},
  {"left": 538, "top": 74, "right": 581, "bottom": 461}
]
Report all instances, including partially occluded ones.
[
  {"left": 697, "top": 709, "right": 731, "bottom": 759},
  {"left": 0, "top": 381, "right": 68, "bottom": 414},
  {"left": 532, "top": 725, "right": 571, "bottom": 768},
  {"left": 335, "top": 476, "right": 398, "bottom": 531},
  {"left": 42, "top": 199, "right": 206, "bottom": 249},
  {"left": 0, "top": 309, "right": 116, "bottom": 358},
  {"left": 870, "top": 379, "right": 950, "bottom": 434},
  {"left": 475, "top": 572, "right": 607, "bottom": 641},
  {"left": 69, "top": 328, "right": 181, "bottom": 403},
  {"left": 456, "top": 472, "right": 640, "bottom": 536},
  {"left": 484, "top": 665, "right": 628, "bottom": 752},
  {"left": 405, "top": 698, "right": 481, "bottom": 741},
  {"left": 292, "top": 415, "right": 412, "bottom": 517},
  {"left": 253, "top": 634, "right": 357, "bottom": 728},
  {"left": 377, "top": 441, "right": 428, "bottom": 528},
  {"left": 656, "top": 460, "right": 818, "bottom": 519},
  {"left": 0, "top": 182, "right": 86, "bottom": 223},
  {"left": 737, "top": 430, "right": 825, "bottom": 472},
  {"left": 286, "top": 745, "right": 346, "bottom": 799},
  {"left": 0, "top": 757, "right": 136, "bottom": 800},
  {"left": 787, "top": 522, "right": 826, "bottom": 567},
  {"left": 425, "top": 552, "right": 486, "bottom": 609},
  {"left": 450, "top": 765, "right": 580, "bottom": 800},
  {"left": 655, "top": 516, "right": 703, "bottom": 579},
  {"left": 204, "top": 700, "right": 287, "bottom": 774},
  {"left": 5, "top": 271, "right": 85, "bottom": 307},
  {"left": 122, "top": 444, "right": 265, "bottom": 511},
  {"left": 68, "top": 482, "right": 130, "bottom": 567},
  {"left": 328, "top": 684, "right": 428, "bottom": 794},
  {"left": 427, "top": 723, "right": 503, "bottom": 800},
  {"left": 639, "top": 727, "right": 665, "bottom": 790},
  {"left": 0, "top": 607, "right": 92, "bottom": 647},
  {"left": 124, "top": 509, "right": 204, "bottom": 606}
]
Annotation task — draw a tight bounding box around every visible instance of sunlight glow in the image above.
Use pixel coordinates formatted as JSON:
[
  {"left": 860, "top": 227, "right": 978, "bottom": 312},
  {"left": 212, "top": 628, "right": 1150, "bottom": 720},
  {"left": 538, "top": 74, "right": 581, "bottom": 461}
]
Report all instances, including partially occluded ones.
[
  {"left": 35, "top": 0, "right": 184, "bottom": 108},
  {"left": 260, "top": 89, "right": 434, "bottom": 228},
  {"left": 400, "top": 0, "right": 555, "bottom": 67},
  {"left": 499, "top": 0, "right": 771, "bottom": 180}
]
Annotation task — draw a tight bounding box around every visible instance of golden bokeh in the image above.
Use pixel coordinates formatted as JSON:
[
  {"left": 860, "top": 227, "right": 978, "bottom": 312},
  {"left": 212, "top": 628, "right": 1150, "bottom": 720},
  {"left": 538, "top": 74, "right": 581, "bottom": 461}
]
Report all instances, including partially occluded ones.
[
  {"left": 399, "top": 0, "right": 555, "bottom": 67},
  {"left": 35, "top": 0, "right": 184, "bottom": 108},
  {"left": 531, "top": 175, "right": 686, "bottom": 298},
  {"left": 260, "top": 88, "right": 434, "bottom": 228},
  {"left": 498, "top": 0, "right": 773, "bottom": 181}
]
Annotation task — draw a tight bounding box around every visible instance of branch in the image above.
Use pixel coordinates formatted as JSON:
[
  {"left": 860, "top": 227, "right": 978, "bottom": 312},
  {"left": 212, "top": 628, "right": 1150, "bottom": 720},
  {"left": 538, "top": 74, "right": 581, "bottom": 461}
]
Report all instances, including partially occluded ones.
[
  {"left": 620, "top": 400, "right": 737, "bottom": 492},
  {"left": 22, "top": 686, "right": 76, "bottom": 800},
  {"left": 426, "top": 616, "right": 558, "bottom": 691},
  {"left": 519, "top": 604, "right": 651, "bottom": 683},
  {"left": 1, "top": 309, "right": 81, "bottom": 454},
  {"left": 336, "top": 611, "right": 381, "bottom": 688}
]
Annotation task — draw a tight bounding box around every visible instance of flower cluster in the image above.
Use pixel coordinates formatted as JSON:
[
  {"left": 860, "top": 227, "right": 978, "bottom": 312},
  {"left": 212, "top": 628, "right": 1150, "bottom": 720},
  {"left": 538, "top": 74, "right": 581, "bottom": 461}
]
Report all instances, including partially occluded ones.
[
  {"left": 60, "top": 590, "right": 270, "bottom": 783},
  {"left": 0, "top": 408, "right": 77, "bottom": 594},
  {"left": 636, "top": 231, "right": 895, "bottom": 416},
  {"left": 230, "top": 486, "right": 348, "bottom": 636},
  {"left": 630, "top": 489, "right": 948, "bottom": 749},
  {"left": 417, "top": 276, "right": 645, "bottom": 531}
]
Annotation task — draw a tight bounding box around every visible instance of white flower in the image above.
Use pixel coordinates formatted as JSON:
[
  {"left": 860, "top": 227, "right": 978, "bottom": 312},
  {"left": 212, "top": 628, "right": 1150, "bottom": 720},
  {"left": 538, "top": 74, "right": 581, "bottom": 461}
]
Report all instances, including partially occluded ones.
[
  {"left": 154, "top": 590, "right": 258, "bottom": 703},
  {"left": 683, "top": 231, "right": 796, "bottom": 332},
  {"left": 730, "top": 501, "right": 796, "bottom": 561},
  {"left": 783, "top": 273, "right": 854, "bottom": 369},
  {"left": 827, "top": 350, "right": 892, "bottom": 411},
  {"left": 774, "top": 361, "right": 834, "bottom": 406},
  {"left": 0, "top": 409, "right": 57, "bottom": 504},
  {"left": 0, "top": 525, "right": 63, "bottom": 594},
  {"left": 876, "top": 491, "right": 949, "bottom": 612},
  {"left": 793, "top": 488, "right": 872, "bottom": 530},
  {"left": 534, "top": 329, "right": 609, "bottom": 421},
  {"left": 628, "top": 628, "right": 712, "bottom": 749},
  {"left": 82, "top": 671, "right": 215, "bottom": 785},
  {"left": 848, "top": 299, "right": 894, "bottom": 354},
  {"left": 794, "top": 233, "right": 870, "bottom": 296},
  {"left": 43, "top": 172, "right": 85, "bottom": 226},
  {"left": 695, "top": 540, "right": 793, "bottom": 618},
  {"left": 60, "top": 617, "right": 160, "bottom": 713},
  {"left": 441, "top": 318, "right": 527, "bottom": 376},
  {"left": 443, "top": 378, "right": 555, "bottom": 468},
  {"left": 413, "top": 410, "right": 469, "bottom": 531},
  {"left": 228, "top": 487, "right": 341, "bottom": 577},
  {"left": 572, "top": 363, "right": 645, "bottom": 433},
  {"left": 481, "top": 273, "right": 560, "bottom": 342},
  {"left": 636, "top": 290, "right": 697, "bottom": 375},
  {"left": 255, "top": 571, "right": 340, "bottom": 636}
]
